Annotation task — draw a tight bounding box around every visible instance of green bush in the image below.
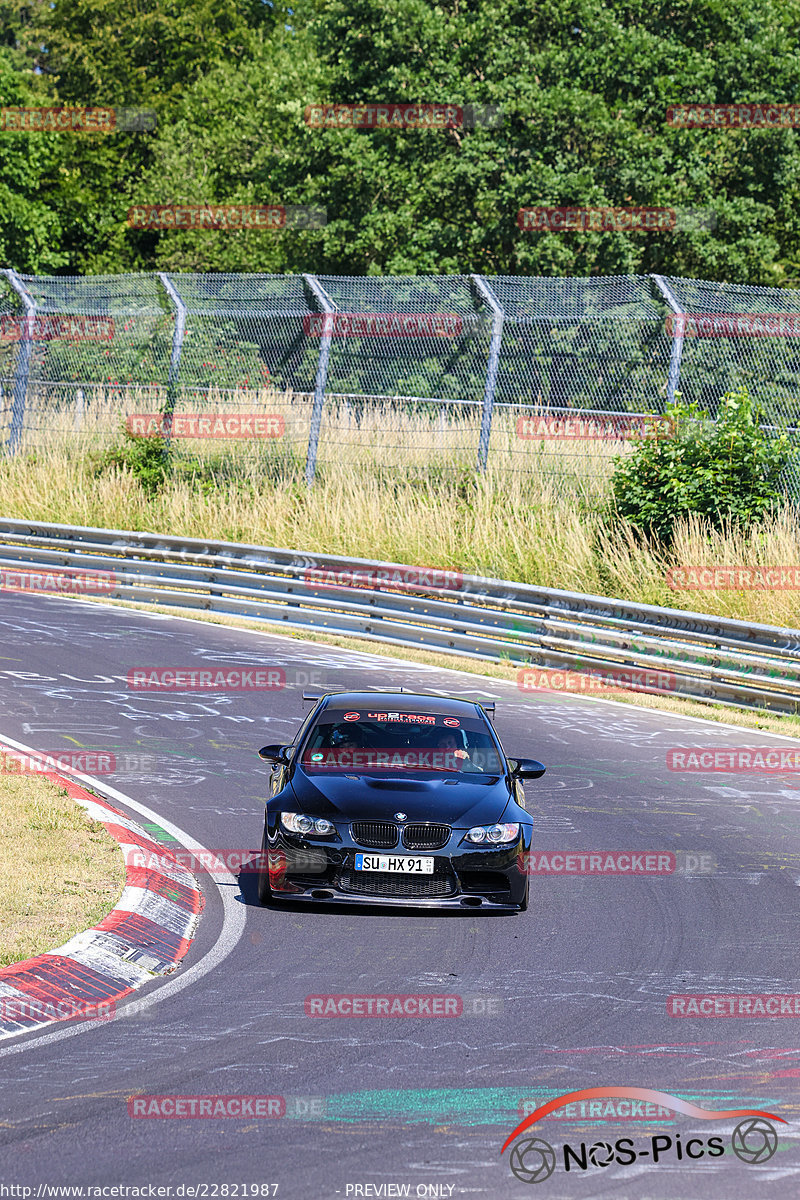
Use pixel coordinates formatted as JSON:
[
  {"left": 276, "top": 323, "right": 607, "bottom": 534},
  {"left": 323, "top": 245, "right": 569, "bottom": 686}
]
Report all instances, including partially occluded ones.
[
  {"left": 610, "top": 388, "right": 795, "bottom": 542},
  {"left": 94, "top": 428, "right": 170, "bottom": 496},
  {"left": 93, "top": 427, "right": 273, "bottom": 497}
]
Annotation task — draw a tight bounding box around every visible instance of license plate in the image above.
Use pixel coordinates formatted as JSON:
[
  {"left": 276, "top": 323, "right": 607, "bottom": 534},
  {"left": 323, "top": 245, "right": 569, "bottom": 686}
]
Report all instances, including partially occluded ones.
[{"left": 355, "top": 853, "right": 435, "bottom": 874}]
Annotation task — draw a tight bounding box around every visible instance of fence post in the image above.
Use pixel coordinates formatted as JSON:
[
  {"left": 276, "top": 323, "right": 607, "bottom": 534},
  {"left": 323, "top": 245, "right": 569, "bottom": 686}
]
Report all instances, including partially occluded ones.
[
  {"left": 1, "top": 269, "right": 36, "bottom": 454},
  {"left": 302, "top": 273, "right": 336, "bottom": 486},
  {"left": 471, "top": 274, "right": 504, "bottom": 472},
  {"left": 157, "top": 272, "right": 187, "bottom": 456},
  {"left": 651, "top": 275, "right": 685, "bottom": 406}
]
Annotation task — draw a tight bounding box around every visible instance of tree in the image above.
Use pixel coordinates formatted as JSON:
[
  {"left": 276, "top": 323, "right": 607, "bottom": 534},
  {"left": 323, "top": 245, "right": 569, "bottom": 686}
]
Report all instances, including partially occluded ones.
[
  {"left": 0, "top": 46, "right": 69, "bottom": 272},
  {"left": 5, "top": 0, "right": 800, "bottom": 277}
]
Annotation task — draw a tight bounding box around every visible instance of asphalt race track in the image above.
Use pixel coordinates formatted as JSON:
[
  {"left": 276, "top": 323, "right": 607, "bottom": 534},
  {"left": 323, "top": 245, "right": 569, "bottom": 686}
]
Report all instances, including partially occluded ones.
[{"left": 0, "top": 593, "right": 799, "bottom": 1198}]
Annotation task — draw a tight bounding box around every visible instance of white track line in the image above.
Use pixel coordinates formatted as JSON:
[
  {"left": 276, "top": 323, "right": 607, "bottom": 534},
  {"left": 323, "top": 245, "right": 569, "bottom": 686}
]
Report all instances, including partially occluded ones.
[
  {"left": 0, "top": 732, "right": 247, "bottom": 1058},
  {"left": 3, "top": 603, "right": 795, "bottom": 1051},
  {"left": 65, "top": 595, "right": 800, "bottom": 744}
]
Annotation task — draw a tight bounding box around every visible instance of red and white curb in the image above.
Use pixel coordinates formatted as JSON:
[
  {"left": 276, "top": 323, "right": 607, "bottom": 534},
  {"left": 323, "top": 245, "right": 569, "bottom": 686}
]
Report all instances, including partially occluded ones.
[{"left": 0, "top": 753, "right": 203, "bottom": 1039}]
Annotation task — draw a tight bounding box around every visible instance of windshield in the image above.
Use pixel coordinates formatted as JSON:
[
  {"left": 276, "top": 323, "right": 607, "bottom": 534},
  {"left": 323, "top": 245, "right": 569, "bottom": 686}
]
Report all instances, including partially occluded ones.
[{"left": 299, "top": 708, "right": 503, "bottom": 774}]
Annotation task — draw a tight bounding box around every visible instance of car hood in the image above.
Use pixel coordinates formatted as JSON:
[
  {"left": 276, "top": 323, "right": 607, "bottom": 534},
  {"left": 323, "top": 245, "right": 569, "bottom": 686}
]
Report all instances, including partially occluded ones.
[{"left": 287, "top": 768, "right": 512, "bottom": 826}]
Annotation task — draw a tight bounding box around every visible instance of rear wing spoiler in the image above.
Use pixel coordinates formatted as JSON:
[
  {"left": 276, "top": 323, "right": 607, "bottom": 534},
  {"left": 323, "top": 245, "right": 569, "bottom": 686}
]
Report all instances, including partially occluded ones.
[
  {"left": 301, "top": 689, "right": 495, "bottom": 718},
  {"left": 301, "top": 687, "right": 408, "bottom": 709},
  {"left": 299, "top": 691, "right": 407, "bottom": 705}
]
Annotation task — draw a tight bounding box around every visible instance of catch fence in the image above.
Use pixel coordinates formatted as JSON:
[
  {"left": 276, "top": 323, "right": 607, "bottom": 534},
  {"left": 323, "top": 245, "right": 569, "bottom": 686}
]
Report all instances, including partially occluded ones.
[{"left": 1, "top": 270, "right": 799, "bottom": 484}]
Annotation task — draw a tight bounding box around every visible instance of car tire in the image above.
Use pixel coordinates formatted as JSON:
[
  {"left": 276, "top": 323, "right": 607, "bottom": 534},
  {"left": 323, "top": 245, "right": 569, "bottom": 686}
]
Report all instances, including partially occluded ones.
[
  {"left": 518, "top": 877, "right": 529, "bottom": 912},
  {"left": 257, "top": 822, "right": 272, "bottom": 906}
]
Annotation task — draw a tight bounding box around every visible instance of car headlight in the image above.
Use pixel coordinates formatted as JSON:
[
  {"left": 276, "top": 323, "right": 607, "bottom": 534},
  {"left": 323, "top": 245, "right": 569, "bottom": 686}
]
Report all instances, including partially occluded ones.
[
  {"left": 465, "top": 823, "right": 520, "bottom": 844},
  {"left": 281, "top": 812, "right": 335, "bottom": 836}
]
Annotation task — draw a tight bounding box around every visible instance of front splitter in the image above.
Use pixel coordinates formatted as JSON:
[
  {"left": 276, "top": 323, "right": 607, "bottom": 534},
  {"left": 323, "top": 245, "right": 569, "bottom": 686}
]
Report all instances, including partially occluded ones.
[{"left": 267, "top": 887, "right": 523, "bottom": 912}]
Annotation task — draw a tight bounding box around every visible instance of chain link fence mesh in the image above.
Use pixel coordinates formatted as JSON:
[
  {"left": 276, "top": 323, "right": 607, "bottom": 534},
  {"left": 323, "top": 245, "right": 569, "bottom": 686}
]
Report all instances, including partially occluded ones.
[{"left": 1, "top": 270, "right": 798, "bottom": 485}]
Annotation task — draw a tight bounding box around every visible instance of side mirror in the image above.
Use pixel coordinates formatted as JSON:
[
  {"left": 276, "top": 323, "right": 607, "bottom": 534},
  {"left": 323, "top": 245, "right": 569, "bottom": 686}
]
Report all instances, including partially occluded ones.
[
  {"left": 509, "top": 758, "right": 546, "bottom": 780},
  {"left": 258, "top": 744, "right": 289, "bottom": 764}
]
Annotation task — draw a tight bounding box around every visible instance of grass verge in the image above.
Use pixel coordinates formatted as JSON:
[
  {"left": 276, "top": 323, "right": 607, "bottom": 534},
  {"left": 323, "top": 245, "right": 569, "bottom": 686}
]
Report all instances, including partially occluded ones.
[
  {"left": 0, "top": 771, "right": 125, "bottom": 968},
  {"left": 3, "top": 435, "right": 800, "bottom": 626}
]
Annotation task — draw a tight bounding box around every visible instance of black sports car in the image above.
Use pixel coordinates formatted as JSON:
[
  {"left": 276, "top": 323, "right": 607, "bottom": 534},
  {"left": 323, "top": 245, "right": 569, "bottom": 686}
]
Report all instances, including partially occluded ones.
[{"left": 255, "top": 690, "right": 545, "bottom": 911}]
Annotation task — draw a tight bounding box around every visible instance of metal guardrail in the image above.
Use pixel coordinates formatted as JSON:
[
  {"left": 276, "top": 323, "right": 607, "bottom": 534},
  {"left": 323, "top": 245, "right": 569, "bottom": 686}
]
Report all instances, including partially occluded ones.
[{"left": 0, "top": 518, "right": 798, "bottom": 715}]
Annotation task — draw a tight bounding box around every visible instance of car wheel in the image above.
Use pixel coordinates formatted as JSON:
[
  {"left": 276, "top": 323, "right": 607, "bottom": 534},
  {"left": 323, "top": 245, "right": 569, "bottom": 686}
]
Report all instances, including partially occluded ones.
[
  {"left": 518, "top": 877, "right": 529, "bottom": 912},
  {"left": 257, "top": 822, "right": 272, "bottom": 906}
]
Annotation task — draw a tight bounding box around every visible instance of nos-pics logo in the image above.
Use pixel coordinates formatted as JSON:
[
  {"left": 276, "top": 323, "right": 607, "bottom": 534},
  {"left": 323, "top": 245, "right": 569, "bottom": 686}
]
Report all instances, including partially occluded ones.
[{"left": 501, "top": 1087, "right": 784, "bottom": 1184}]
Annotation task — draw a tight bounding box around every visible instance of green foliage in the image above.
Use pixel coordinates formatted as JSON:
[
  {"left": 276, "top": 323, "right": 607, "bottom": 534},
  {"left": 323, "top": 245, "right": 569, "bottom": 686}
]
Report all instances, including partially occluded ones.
[
  {"left": 28, "top": 0, "right": 275, "bottom": 106},
  {"left": 93, "top": 424, "right": 303, "bottom": 496},
  {"left": 142, "top": 0, "right": 800, "bottom": 279},
  {"left": 610, "top": 387, "right": 795, "bottom": 540},
  {"left": 3, "top": 0, "right": 800, "bottom": 277},
  {"left": 95, "top": 427, "right": 170, "bottom": 495},
  {"left": 0, "top": 46, "right": 69, "bottom": 272}
]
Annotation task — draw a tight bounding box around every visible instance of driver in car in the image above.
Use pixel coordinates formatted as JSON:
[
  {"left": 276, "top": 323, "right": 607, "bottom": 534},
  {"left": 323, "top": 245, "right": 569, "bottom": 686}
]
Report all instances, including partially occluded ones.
[
  {"left": 435, "top": 730, "right": 472, "bottom": 771},
  {"left": 328, "top": 722, "right": 371, "bottom": 768},
  {"left": 330, "top": 724, "right": 362, "bottom": 748}
]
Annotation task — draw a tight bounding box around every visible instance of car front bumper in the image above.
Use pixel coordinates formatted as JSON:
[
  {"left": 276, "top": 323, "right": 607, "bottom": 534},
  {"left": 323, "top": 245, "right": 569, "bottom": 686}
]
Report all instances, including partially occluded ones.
[{"left": 263, "top": 825, "right": 531, "bottom": 909}]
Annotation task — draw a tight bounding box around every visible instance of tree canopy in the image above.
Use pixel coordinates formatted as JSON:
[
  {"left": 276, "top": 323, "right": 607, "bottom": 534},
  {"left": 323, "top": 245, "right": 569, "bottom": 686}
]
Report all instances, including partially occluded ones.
[{"left": 1, "top": 0, "right": 800, "bottom": 278}]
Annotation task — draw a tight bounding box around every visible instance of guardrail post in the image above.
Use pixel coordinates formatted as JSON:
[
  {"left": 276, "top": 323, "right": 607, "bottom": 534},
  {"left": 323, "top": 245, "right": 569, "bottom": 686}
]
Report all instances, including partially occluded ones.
[
  {"left": 157, "top": 272, "right": 188, "bottom": 458},
  {"left": 651, "top": 275, "right": 685, "bottom": 406},
  {"left": 1, "top": 269, "right": 36, "bottom": 454},
  {"left": 471, "top": 274, "right": 504, "bottom": 472},
  {"left": 302, "top": 274, "right": 336, "bottom": 487}
]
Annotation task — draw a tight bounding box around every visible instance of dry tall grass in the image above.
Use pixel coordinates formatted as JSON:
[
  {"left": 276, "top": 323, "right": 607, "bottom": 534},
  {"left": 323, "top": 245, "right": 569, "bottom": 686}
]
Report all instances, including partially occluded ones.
[{"left": 2, "top": 389, "right": 799, "bottom": 629}]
